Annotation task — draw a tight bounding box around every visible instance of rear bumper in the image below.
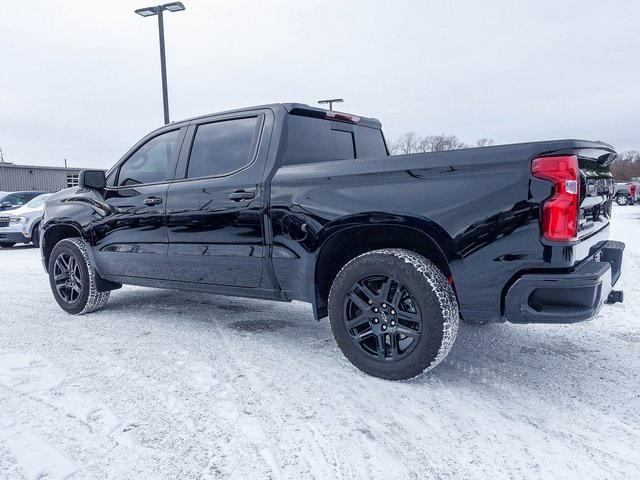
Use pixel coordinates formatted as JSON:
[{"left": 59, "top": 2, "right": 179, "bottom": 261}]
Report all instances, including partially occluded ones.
[{"left": 504, "top": 240, "right": 625, "bottom": 323}]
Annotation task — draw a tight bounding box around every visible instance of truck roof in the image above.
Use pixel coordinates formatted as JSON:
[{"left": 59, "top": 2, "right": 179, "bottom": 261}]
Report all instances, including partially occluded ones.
[{"left": 169, "top": 103, "right": 383, "bottom": 130}]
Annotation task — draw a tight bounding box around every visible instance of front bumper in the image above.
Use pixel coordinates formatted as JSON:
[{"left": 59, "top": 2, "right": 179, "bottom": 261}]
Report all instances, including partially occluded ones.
[
  {"left": 504, "top": 240, "right": 625, "bottom": 323},
  {"left": 0, "top": 231, "right": 29, "bottom": 244}
]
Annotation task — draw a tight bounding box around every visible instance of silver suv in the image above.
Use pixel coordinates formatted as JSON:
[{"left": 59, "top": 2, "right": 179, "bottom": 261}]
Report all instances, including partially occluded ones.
[{"left": 0, "top": 193, "right": 51, "bottom": 248}]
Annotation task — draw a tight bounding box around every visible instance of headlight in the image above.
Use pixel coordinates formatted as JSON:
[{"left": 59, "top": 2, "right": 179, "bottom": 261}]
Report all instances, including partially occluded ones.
[{"left": 9, "top": 216, "right": 27, "bottom": 225}]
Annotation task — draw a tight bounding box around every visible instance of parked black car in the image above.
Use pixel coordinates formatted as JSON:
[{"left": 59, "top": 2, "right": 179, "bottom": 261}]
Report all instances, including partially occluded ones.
[
  {"left": 40, "top": 103, "right": 625, "bottom": 380},
  {"left": 0, "top": 191, "right": 47, "bottom": 210}
]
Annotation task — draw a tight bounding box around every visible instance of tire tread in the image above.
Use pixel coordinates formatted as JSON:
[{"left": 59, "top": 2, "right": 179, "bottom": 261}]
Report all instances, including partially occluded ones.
[
  {"left": 50, "top": 238, "right": 110, "bottom": 315},
  {"left": 328, "top": 248, "right": 459, "bottom": 380}
]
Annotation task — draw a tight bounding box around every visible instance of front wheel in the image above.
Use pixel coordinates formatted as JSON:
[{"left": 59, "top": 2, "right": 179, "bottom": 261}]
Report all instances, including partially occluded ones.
[
  {"left": 328, "top": 249, "right": 459, "bottom": 380},
  {"left": 48, "top": 238, "right": 110, "bottom": 315},
  {"left": 616, "top": 195, "right": 629, "bottom": 206}
]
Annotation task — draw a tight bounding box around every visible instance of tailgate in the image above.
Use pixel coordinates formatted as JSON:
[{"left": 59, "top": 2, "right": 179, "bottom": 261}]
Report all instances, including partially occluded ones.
[{"left": 577, "top": 148, "right": 615, "bottom": 240}]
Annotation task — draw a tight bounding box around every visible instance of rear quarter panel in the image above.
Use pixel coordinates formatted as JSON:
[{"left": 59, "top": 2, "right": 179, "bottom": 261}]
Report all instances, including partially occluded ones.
[{"left": 270, "top": 140, "right": 615, "bottom": 323}]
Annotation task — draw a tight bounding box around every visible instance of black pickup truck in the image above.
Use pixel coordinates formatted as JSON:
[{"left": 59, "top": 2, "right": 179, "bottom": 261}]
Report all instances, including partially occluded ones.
[{"left": 41, "top": 103, "right": 624, "bottom": 380}]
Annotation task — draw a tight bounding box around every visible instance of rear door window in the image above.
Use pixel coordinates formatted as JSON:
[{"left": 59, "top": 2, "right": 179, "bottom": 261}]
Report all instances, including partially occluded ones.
[{"left": 187, "top": 117, "right": 260, "bottom": 179}]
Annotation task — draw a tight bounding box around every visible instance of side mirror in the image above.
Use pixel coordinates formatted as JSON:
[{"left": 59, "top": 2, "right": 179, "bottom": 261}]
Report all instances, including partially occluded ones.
[
  {"left": 79, "top": 170, "right": 106, "bottom": 189},
  {"left": 0, "top": 201, "right": 12, "bottom": 208}
]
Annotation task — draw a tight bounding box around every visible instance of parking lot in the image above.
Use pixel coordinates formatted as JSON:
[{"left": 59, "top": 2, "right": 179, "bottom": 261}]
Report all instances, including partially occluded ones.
[{"left": 0, "top": 207, "right": 638, "bottom": 480}]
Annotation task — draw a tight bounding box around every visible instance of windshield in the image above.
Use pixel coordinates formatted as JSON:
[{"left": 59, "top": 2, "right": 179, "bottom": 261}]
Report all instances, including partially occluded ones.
[{"left": 25, "top": 194, "right": 50, "bottom": 208}]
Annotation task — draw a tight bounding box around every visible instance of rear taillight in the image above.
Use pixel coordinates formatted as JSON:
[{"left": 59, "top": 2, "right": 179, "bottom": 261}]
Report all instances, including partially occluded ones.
[
  {"left": 630, "top": 184, "right": 637, "bottom": 197},
  {"left": 532, "top": 155, "right": 580, "bottom": 242}
]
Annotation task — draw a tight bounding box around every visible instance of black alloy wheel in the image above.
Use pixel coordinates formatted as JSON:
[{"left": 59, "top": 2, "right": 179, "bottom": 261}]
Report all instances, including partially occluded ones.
[
  {"left": 48, "top": 238, "right": 111, "bottom": 315},
  {"left": 328, "top": 249, "right": 460, "bottom": 380},
  {"left": 344, "top": 275, "right": 422, "bottom": 361},
  {"left": 53, "top": 252, "right": 83, "bottom": 303}
]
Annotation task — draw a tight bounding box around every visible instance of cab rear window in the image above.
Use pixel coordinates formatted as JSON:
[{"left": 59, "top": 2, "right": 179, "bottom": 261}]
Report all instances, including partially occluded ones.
[{"left": 283, "top": 116, "right": 387, "bottom": 166}]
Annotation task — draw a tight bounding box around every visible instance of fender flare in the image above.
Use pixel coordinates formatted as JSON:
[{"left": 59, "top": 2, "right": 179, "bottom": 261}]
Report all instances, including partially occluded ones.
[
  {"left": 309, "top": 214, "right": 457, "bottom": 319},
  {"left": 30, "top": 217, "right": 42, "bottom": 238}
]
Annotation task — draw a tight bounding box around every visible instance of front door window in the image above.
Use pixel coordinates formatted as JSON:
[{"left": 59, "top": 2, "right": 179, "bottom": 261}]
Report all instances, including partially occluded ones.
[{"left": 118, "top": 130, "right": 180, "bottom": 186}]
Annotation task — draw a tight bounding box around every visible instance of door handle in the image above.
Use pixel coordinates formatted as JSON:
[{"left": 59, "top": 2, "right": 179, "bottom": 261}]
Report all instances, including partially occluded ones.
[
  {"left": 228, "top": 191, "right": 256, "bottom": 201},
  {"left": 143, "top": 197, "right": 163, "bottom": 206}
]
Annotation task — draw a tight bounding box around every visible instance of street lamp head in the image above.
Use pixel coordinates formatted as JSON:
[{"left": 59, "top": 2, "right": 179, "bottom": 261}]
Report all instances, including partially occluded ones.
[
  {"left": 135, "top": 6, "right": 158, "bottom": 17},
  {"left": 163, "top": 2, "right": 186, "bottom": 12},
  {"left": 135, "top": 2, "right": 185, "bottom": 17}
]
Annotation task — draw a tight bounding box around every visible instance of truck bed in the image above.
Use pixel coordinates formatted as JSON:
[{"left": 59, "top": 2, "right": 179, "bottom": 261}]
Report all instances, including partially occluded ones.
[{"left": 270, "top": 139, "right": 616, "bottom": 323}]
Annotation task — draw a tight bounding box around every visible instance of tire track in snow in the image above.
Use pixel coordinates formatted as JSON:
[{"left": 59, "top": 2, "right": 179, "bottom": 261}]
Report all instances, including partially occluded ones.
[
  {"left": 210, "top": 318, "right": 361, "bottom": 480},
  {"left": 1, "top": 425, "right": 78, "bottom": 480},
  {"left": 0, "top": 352, "right": 123, "bottom": 435},
  {"left": 216, "top": 315, "right": 438, "bottom": 479},
  {"left": 0, "top": 352, "right": 126, "bottom": 478}
]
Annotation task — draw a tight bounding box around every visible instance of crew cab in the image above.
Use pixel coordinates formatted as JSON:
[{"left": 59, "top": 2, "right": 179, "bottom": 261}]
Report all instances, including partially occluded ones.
[{"left": 40, "top": 103, "right": 625, "bottom": 380}]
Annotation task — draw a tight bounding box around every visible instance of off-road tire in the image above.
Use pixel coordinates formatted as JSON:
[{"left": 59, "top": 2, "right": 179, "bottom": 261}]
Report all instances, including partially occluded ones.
[
  {"left": 48, "top": 238, "right": 110, "bottom": 315},
  {"left": 328, "top": 248, "right": 459, "bottom": 380}
]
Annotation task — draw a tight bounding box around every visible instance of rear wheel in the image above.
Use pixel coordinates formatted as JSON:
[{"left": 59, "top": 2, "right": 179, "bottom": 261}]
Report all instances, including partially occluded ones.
[
  {"left": 328, "top": 249, "right": 459, "bottom": 380},
  {"left": 616, "top": 194, "right": 629, "bottom": 206},
  {"left": 0, "top": 243, "right": 16, "bottom": 248},
  {"left": 48, "top": 238, "right": 110, "bottom": 315}
]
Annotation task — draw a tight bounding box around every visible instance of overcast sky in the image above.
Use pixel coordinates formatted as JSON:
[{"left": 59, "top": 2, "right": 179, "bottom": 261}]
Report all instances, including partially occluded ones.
[{"left": 1, "top": 0, "right": 639, "bottom": 169}]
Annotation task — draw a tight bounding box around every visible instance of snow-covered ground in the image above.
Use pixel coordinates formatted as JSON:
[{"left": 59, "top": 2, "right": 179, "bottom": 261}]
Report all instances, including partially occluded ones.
[{"left": 0, "top": 208, "right": 639, "bottom": 480}]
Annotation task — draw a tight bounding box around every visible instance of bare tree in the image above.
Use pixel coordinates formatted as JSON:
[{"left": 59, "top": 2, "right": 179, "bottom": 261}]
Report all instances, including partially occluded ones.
[
  {"left": 611, "top": 150, "right": 640, "bottom": 182},
  {"left": 476, "top": 137, "right": 495, "bottom": 147},
  {"left": 390, "top": 132, "right": 420, "bottom": 154},
  {"left": 389, "top": 133, "right": 496, "bottom": 155},
  {"left": 389, "top": 135, "right": 640, "bottom": 181},
  {"left": 417, "top": 134, "right": 467, "bottom": 152}
]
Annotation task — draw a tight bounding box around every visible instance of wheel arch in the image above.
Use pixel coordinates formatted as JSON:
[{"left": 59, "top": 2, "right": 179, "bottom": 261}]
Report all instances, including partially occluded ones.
[
  {"left": 30, "top": 217, "right": 43, "bottom": 238},
  {"left": 42, "top": 222, "right": 88, "bottom": 273},
  {"left": 313, "top": 222, "right": 454, "bottom": 320}
]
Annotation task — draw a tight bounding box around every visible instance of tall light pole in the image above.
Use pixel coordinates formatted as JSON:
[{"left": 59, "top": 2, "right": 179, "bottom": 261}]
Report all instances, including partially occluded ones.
[
  {"left": 318, "top": 98, "right": 343, "bottom": 111},
  {"left": 135, "top": 2, "right": 186, "bottom": 125}
]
